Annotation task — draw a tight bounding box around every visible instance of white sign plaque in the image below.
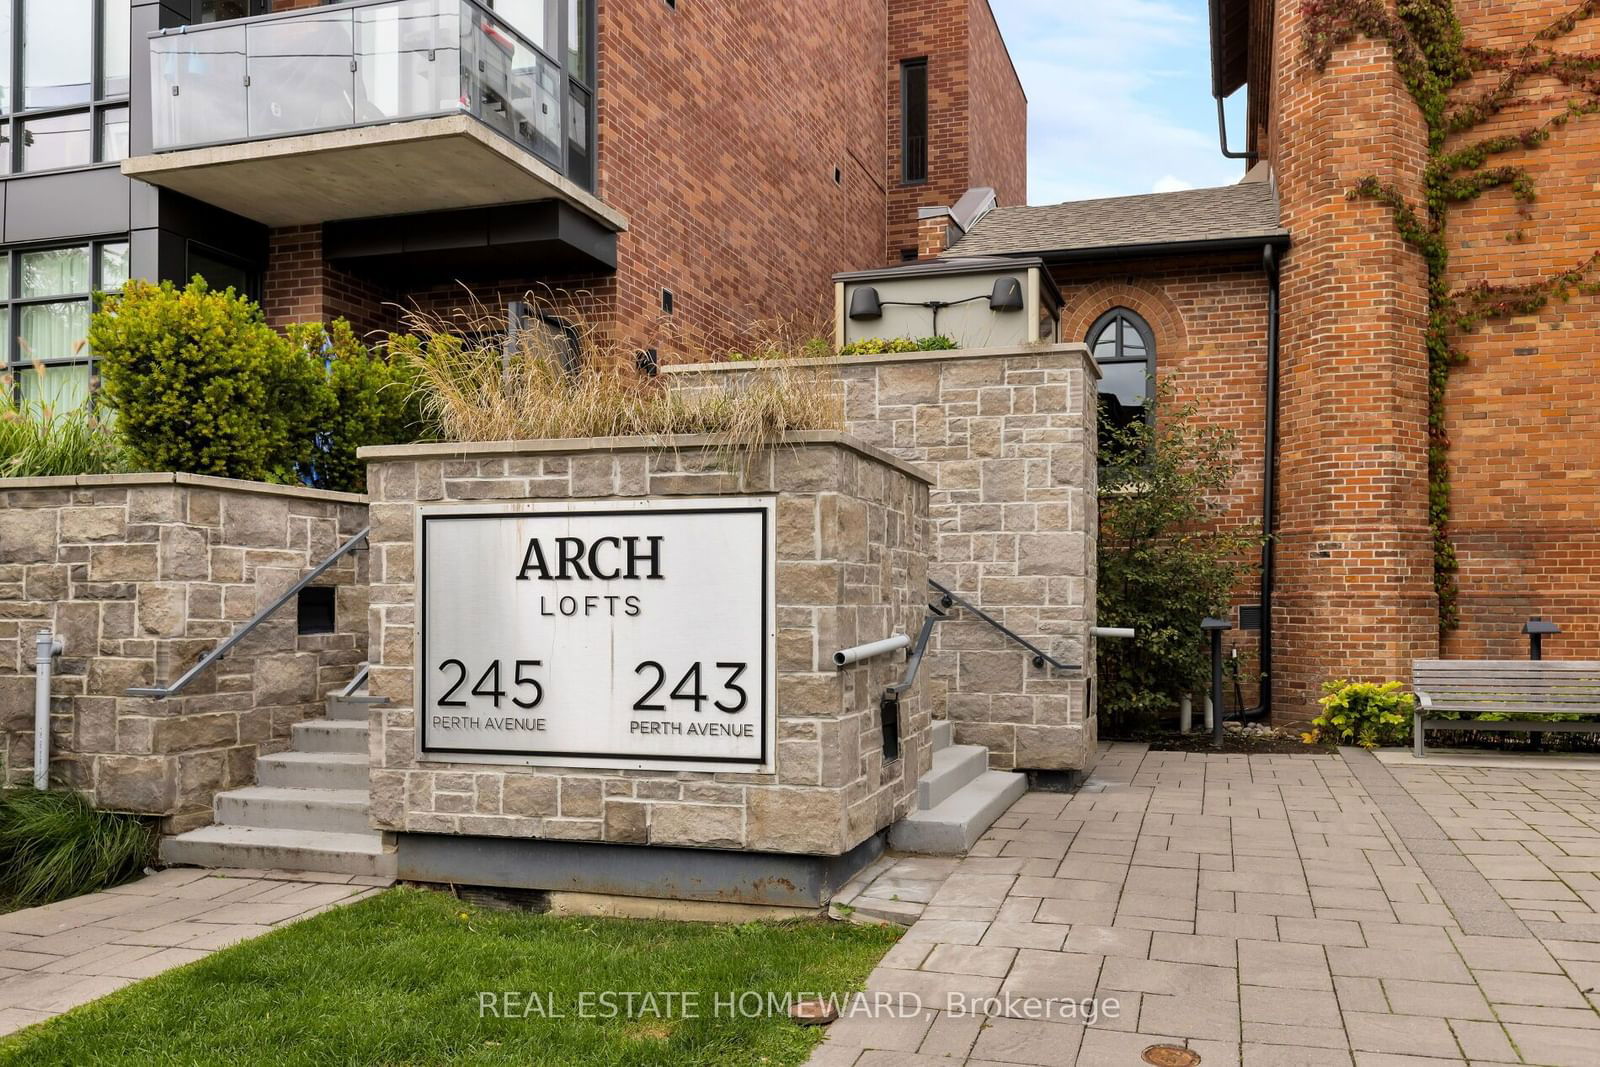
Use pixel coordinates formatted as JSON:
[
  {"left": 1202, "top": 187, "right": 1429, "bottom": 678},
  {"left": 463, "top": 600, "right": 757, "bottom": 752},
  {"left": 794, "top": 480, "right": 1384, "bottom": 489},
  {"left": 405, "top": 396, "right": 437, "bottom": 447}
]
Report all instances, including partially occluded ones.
[{"left": 416, "top": 497, "right": 775, "bottom": 771}]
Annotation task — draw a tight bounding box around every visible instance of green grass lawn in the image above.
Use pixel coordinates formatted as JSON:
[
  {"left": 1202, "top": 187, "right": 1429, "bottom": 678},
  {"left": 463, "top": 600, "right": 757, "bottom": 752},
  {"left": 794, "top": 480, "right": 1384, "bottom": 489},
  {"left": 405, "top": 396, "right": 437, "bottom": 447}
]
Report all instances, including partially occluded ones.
[{"left": 0, "top": 887, "right": 900, "bottom": 1067}]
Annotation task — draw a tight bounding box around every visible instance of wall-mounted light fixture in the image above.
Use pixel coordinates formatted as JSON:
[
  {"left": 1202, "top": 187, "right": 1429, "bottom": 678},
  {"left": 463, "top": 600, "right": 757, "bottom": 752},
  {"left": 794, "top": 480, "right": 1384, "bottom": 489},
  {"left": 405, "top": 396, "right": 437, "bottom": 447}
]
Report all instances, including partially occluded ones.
[
  {"left": 988, "top": 276, "right": 1024, "bottom": 312},
  {"left": 845, "top": 278, "right": 1025, "bottom": 334},
  {"left": 848, "top": 286, "right": 883, "bottom": 321}
]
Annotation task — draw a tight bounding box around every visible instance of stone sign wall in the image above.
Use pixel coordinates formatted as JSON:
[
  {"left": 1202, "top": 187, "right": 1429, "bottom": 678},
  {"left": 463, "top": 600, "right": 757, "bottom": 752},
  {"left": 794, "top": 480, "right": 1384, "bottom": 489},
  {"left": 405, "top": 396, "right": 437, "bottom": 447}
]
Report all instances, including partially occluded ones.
[
  {"left": 668, "top": 343, "right": 1099, "bottom": 773},
  {"left": 0, "top": 474, "right": 368, "bottom": 829},
  {"left": 360, "top": 432, "right": 930, "bottom": 857}
]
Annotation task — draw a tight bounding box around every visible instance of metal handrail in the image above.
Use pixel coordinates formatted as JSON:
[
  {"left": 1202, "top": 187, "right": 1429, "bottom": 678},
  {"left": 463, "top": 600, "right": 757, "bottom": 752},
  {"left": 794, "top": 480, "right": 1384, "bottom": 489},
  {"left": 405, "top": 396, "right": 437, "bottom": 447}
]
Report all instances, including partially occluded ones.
[
  {"left": 927, "top": 578, "right": 1081, "bottom": 672},
  {"left": 128, "top": 526, "right": 371, "bottom": 700},
  {"left": 338, "top": 663, "right": 371, "bottom": 699}
]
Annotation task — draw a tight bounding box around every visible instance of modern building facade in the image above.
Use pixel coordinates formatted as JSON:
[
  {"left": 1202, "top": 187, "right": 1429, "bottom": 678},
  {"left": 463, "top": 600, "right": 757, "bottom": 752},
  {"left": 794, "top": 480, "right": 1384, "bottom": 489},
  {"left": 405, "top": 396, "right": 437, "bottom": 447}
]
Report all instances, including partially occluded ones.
[
  {"left": 0, "top": 0, "right": 1026, "bottom": 412},
  {"left": 927, "top": 0, "right": 1600, "bottom": 720}
]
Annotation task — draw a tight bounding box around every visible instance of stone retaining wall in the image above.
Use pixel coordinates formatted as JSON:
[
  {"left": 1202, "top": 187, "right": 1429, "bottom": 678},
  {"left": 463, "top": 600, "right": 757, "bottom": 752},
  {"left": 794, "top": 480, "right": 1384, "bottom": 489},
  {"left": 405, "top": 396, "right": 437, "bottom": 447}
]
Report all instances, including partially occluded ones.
[
  {"left": 0, "top": 474, "right": 368, "bottom": 829},
  {"left": 667, "top": 344, "right": 1099, "bottom": 772},
  {"left": 361, "top": 432, "right": 931, "bottom": 856}
]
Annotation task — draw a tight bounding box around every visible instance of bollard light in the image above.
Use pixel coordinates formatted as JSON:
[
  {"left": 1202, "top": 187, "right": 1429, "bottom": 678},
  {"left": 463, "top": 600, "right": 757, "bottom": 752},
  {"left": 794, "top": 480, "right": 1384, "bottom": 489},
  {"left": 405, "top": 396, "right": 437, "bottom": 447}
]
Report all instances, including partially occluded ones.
[
  {"left": 1523, "top": 618, "right": 1560, "bottom": 661},
  {"left": 1201, "top": 617, "right": 1233, "bottom": 748}
]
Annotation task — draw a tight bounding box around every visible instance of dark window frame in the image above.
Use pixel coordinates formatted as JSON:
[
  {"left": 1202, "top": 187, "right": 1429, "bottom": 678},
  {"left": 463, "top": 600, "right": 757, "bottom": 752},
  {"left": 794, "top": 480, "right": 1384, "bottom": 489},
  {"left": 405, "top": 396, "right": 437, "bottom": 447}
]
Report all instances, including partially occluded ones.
[
  {"left": 1087, "top": 306, "right": 1156, "bottom": 456},
  {"left": 899, "top": 57, "right": 928, "bottom": 185},
  {"left": 1, "top": 0, "right": 133, "bottom": 177},
  {"left": 186, "top": 239, "right": 261, "bottom": 302},
  {"left": 2, "top": 234, "right": 130, "bottom": 408}
]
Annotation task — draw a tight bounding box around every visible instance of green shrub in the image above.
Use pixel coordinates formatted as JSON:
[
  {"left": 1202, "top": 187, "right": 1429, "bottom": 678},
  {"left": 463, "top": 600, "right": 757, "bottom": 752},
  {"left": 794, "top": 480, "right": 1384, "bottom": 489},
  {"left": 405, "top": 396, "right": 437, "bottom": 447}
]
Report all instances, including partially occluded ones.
[
  {"left": 0, "top": 371, "right": 129, "bottom": 477},
  {"left": 287, "top": 320, "right": 425, "bottom": 493},
  {"left": 838, "top": 335, "right": 956, "bottom": 356},
  {"left": 1304, "top": 680, "right": 1415, "bottom": 749},
  {"left": 1097, "top": 389, "right": 1260, "bottom": 733},
  {"left": 90, "top": 278, "right": 326, "bottom": 483},
  {"left": 0, "top": 789, "right": 156, "bottom": 907}
]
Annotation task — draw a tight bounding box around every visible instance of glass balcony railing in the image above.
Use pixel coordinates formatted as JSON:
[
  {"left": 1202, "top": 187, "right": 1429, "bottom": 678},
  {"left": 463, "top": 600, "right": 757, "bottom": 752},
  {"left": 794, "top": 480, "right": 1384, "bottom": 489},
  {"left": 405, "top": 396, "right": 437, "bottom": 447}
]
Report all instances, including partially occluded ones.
[{"left": 150, "top": 0, "right": 587, "bottom": 186}]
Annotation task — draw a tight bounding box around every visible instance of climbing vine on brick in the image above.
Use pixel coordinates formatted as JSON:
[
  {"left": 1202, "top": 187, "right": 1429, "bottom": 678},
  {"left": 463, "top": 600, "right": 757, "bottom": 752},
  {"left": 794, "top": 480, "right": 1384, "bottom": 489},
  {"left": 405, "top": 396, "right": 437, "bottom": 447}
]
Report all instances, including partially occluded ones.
[{"left": 1303, "top": 0, "right": 1600, "bottom": 631}]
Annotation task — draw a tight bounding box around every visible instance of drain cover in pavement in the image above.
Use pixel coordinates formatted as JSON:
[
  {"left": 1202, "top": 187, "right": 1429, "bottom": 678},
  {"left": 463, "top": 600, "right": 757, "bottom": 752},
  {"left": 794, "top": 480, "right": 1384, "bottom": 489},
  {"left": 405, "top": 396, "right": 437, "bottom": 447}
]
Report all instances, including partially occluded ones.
[{"left": 1142, "top": 1046, "right": 1200, "bottom": 1067}]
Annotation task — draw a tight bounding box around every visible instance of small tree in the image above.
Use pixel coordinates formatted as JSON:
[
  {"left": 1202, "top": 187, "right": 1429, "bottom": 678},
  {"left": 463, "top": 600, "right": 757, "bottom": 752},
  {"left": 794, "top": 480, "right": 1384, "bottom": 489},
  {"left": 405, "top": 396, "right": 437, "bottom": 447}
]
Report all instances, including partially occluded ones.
[
  {"left": 287, "top": 320, "right": 425, "bottom": 493},
  {"left": 91, "top": 278, "right": 326, "bottom": 482},
  {"left": 1097, "top": 390, "right": 1260, "bottom": 734}
]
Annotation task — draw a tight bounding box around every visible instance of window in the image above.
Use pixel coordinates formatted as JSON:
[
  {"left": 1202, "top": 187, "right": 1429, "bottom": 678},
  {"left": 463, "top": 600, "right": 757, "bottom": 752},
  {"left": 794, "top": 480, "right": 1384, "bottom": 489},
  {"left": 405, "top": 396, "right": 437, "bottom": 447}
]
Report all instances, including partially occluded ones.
[
  {"left": 900, "top": 58, "right": 928, "bottom": 184},
  {"left": 482, "top": 0, "right": 596, "bottom": 190},
  {"left": 0, "top": 0, "right": 130, "bottom": 172},
  {"left": 1087, "top": 307, "right": 1155, "bottom": 454},
  {"left": 198, "top": 1, "right": 253, "bottom": 22},
  {"left": 187, "top": 243, "right": 258, "bottom": 300},
  {"left": 3, "top": 238, "right": 128, "bottom": 410}
]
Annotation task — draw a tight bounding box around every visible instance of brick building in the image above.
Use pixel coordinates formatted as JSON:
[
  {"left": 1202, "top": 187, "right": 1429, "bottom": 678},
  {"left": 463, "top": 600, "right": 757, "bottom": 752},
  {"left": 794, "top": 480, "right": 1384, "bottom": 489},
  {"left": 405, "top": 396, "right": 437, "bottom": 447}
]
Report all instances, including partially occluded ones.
[
  {"left": 0, "top": 0, "right": 1024, "bottom": 412},
  {"left": 25, "top": 0, "right": 1018, "bottom": 363},
  {"left": 929, "top": 0, "right": 1600, "bottom": 720}
]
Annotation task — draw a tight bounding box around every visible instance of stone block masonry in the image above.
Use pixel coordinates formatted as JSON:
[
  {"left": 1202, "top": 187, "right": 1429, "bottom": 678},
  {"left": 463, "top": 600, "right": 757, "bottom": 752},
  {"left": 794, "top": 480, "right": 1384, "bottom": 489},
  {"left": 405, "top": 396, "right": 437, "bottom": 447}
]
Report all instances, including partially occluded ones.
[
  {"left": 667, "top": 344, "right": 1099, "bottom": 774},
  {"left": 0, "top": 474, "right": 368, "bottom": 830},
  {"left": 360, "top": 433, "right": 931, "bottom": 857}
]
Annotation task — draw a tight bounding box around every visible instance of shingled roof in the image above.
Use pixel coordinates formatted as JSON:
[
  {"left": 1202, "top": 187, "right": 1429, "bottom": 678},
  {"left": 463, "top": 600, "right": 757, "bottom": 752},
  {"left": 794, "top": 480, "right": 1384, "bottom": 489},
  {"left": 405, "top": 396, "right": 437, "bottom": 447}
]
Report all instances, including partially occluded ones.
[{"left": 944, "top": 181, "right": 1286, "bottom": 261}]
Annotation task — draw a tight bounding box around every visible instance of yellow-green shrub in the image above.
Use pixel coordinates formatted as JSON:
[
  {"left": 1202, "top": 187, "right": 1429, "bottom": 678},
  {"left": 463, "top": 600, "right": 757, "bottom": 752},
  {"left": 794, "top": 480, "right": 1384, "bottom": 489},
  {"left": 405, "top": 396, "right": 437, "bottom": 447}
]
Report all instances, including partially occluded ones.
[
  {"left": 1304, "top": 679, "right": 1415, "bottom": 749},
  {"left": 287, "top": 320, "right": 425, "bottom": 493},
  {"left": 90, "top": 278, "right": 325, "bottom": 483},
  {"left": 837, "top": 335, "right": 955, "bottom": 356}
]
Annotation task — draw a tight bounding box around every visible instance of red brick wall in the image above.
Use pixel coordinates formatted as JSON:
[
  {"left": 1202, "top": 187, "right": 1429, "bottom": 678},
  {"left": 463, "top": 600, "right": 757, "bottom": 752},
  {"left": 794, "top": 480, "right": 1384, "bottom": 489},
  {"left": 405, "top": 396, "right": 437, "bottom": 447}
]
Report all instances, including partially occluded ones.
[
  {"left": 887, "top": 0, "right": 968, "bottom": 263},
  {"left": 1057, "top": 255, "right": 1272, "bottom": 707},
  {"left": 1056, "top": 256, "right": 1270, "bottom": 536},
  {"left": 594, "top": 0, "right": 888, "bottom": 353},
  {"left": 1265, "top": 4, "right": 1438, "bottom": 718},
  {"left": 262, "top": 226, "right": 391, "bottom": 339},
  {"left": 1436, "top": 1, "right": 1600, "bottom": 660},
  {"left": 258, "top": 2, "right": 1027, "bottom": 358},
  {"left": 966, "top": 0, "right": 1025, "bottom": 210}
]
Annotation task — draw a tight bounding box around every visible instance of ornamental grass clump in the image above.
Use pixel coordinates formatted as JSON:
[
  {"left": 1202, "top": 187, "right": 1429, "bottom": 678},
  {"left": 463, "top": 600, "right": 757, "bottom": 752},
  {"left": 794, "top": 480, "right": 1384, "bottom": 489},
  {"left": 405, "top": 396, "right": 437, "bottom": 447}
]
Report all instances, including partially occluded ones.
[
  {"left": 388, "top": 293, "right": 843, "bottom": 456},
  {"left": 0, "top": 369, "right": 129, "bottom": 477},
  {"left": 0, "top": 789, "right": 156, "bottom": 907},
  {"left": 1304, "top": 679, "right": 1415, "bottom": 749}
]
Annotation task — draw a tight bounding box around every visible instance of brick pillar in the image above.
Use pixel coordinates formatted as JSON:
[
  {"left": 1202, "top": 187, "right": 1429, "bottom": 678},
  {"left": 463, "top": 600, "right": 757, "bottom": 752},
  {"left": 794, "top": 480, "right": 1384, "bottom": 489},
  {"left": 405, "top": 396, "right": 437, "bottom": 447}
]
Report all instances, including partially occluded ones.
[
  {"left": 1269, "top": 6, "right": 1438, "bottom": 719},
  {"left": 262, "top": 225, "right": 324, "bottom": 328},
  {"left": 261, "top": 225, "right": 393, "bottom": 336},
  {"left": 917, "top": 212, "right": 953, "bottom": 259}
]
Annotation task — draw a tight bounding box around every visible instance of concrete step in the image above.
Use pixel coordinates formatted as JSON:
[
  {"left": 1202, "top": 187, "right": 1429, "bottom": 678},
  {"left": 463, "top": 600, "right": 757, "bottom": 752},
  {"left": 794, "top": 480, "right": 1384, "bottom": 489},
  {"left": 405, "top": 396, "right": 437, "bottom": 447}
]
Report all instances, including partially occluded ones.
[
  {"left": 161, "top": 825, "right": 395, "bottom": 878},
  {"left": 291, "top": 718, "right": 369, "bottom": 754},
  {"left": 325, "top": 693, "right": 384, "bottom": 721},
  {"left": 917, "top": 744, "right": 988, "bottom": 810},
  {"left": 889, "top": 770, "right": 1027, "bottom": 855},
  {"left": 215, "top": 786, "right": 372, "bottom": 834},
  {"left": 930, "top": 719, "right": 953, "bottom": 753},
  {"left": 257, "top": 751, "right": 370, "bottom": 790}
]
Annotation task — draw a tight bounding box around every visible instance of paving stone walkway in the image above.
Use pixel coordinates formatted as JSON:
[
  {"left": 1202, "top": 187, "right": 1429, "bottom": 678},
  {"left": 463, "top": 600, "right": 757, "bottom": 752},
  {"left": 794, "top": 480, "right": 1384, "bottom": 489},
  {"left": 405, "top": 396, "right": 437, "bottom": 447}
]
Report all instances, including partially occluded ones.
[
  {"left": 0, "top": 867, "right": 390, "bottom": 1037},
  {"left": 811, "top": 743, "right": 1600, "bottom": 1067}
]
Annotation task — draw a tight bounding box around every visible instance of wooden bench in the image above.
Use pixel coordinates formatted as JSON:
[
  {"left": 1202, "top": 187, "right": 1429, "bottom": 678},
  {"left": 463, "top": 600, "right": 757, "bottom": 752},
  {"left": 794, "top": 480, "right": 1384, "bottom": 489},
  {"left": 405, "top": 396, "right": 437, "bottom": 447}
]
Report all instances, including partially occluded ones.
[{"left": 1412, "top": 659, "right": 1600, "bottom": 757}]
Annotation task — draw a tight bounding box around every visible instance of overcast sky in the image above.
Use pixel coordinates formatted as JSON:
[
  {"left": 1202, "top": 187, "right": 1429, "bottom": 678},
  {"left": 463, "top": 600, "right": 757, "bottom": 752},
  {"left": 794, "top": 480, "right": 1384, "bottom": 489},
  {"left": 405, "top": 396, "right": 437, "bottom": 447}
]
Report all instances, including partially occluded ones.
[{"left": 990, "top": 0, "right": 1250, "bottom": 205}]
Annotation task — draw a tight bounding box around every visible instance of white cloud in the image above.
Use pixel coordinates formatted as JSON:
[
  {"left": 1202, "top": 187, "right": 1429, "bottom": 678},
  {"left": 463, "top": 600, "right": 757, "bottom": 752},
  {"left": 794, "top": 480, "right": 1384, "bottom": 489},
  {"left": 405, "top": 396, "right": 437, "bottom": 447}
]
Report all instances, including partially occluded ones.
[
  {"left": 989, "top": 0, "right": 1248, "bottom": 205},
  {"left": 1152, "top": 175, "right": 1195, "bottom": 193}
]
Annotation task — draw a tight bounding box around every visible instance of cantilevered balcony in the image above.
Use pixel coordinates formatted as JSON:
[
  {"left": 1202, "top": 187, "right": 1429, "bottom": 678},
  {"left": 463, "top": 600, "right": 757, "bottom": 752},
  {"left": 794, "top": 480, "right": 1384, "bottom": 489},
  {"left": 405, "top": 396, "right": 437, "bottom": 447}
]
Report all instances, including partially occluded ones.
[{"left": 121, "top": 0, "right": 623, "bottom": 237}]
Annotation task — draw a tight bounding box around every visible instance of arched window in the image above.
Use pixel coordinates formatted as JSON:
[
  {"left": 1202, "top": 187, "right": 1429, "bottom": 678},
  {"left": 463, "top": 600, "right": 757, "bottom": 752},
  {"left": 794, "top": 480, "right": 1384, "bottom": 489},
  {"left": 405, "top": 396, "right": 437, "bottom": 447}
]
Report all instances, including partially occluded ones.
[{"left": 1086, "top": 307, "right": 1155, "bottom": 448}]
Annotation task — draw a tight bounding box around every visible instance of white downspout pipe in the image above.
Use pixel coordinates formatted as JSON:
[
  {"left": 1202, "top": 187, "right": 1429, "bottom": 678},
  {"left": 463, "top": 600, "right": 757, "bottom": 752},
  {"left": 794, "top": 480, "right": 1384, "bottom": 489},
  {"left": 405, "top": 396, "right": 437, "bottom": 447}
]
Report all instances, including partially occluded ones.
[{"left": 34, "top": 629, "right": 64, "bottom": 790}]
